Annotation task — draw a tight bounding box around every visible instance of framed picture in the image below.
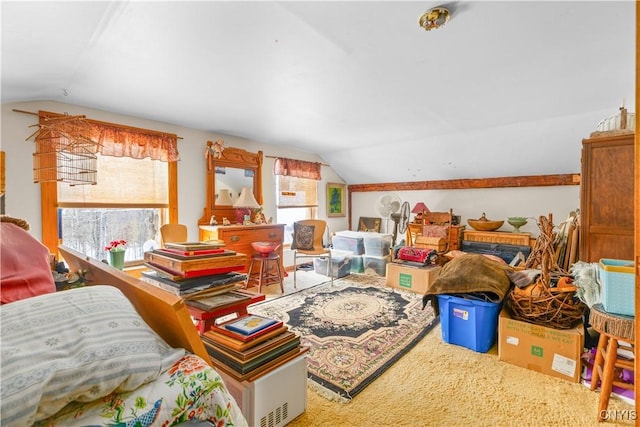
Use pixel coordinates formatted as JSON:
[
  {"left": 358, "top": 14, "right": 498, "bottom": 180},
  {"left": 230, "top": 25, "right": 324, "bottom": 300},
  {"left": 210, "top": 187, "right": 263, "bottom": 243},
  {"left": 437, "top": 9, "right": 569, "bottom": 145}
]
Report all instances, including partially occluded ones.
[
  {"left": 357, "top": 217, "right": 381, "bottom": 232},
  {"left": 327, "top": 182, "right": 346, "bottom": 217}
]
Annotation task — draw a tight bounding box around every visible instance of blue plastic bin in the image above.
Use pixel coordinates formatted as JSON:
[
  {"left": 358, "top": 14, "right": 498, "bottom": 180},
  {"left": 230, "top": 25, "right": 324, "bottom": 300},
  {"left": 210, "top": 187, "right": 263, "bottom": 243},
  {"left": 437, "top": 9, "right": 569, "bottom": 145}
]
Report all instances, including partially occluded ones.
[
  {"left": 599, "top": 258, "right": 635, "bottom": 316},
  {"left": 437, "top": 294, "right": 501, "bottom": 353}
]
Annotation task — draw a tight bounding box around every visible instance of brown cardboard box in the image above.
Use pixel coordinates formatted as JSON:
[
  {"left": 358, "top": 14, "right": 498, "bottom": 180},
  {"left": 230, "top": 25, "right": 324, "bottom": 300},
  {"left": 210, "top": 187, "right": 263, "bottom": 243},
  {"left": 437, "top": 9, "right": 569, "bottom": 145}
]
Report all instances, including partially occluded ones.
[
  {"left": 385, "top": 262, "right": 441, "bottom": 294},
  {"left": 498, "top": 308, "right": 584, "bottom": 383}
]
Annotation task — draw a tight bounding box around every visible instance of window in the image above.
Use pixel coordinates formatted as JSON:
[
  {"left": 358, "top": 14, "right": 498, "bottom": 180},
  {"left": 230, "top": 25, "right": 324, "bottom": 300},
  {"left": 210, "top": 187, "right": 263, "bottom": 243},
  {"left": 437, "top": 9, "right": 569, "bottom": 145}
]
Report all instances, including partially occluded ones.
[
  {"left": 38, "top": 110, "right": 179, "bottom": 259},
  {"left": 58, "top": 155, "right": 169, "bottom": 264},
  {"left": 276, "top": 176, "right": 318, "bottom": 245}
]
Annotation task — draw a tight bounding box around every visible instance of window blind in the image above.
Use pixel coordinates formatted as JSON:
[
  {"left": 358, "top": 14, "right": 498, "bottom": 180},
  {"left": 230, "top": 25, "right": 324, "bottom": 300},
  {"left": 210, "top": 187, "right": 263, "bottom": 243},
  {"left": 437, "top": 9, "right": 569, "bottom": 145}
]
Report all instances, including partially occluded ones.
[{"left": 276, "top": 175, "right": 318, "bottom": 208}]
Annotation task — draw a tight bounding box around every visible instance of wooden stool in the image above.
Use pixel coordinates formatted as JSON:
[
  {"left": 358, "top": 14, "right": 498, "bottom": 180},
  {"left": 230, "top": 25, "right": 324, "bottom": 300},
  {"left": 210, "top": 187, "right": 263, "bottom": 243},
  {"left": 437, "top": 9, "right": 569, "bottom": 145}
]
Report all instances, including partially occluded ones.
[
  {"left": 588, "top": 303, "right": 635, "bottom": 421},
  {"left": 245, "top": 252, "right": 283, "bottom": 293}
]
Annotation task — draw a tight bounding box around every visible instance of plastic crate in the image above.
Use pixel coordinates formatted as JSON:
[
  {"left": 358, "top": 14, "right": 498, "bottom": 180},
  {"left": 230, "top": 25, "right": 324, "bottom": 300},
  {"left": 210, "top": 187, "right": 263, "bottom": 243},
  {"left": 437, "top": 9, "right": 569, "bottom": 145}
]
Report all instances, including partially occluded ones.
[
  {"left": 363, "top": 255, "right": 390, "bottom": 277},
  {"left": 332, "top": 234, "right": 365, "bottom": 255},
  {"left": 313, "top": 250, "right": 352, "bottom": 278},
  {"left": 363, "top": 233, "right": 393, "bottom": 257},
  {"left": 437, "top": 294, "right": 501, "bottom": 353},
  {"left": 599, "top": 258, "right": 635, "bottom": 316}
]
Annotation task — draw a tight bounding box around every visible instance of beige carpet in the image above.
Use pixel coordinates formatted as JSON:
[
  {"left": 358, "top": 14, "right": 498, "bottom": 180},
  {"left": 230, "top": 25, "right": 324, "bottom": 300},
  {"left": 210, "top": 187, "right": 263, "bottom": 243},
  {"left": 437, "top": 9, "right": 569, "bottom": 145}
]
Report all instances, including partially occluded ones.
[{"left": 249, "top": 271, "right": 635, "bottom": 427}]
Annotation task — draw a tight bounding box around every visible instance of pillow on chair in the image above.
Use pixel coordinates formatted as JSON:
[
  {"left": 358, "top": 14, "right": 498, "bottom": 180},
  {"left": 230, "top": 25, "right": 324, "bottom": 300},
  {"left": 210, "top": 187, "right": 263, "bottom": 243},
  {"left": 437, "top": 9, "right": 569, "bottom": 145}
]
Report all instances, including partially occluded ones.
[{"left": 292, "top": 223, "right": 315, "bottom": 251}]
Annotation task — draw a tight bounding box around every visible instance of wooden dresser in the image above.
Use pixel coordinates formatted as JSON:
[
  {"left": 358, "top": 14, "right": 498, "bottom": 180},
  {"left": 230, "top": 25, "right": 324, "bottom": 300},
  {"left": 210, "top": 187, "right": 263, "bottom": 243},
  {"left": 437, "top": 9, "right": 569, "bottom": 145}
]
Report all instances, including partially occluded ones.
[
  {"left": 199, "top": 223, "right": 285, "bottom": 275},
  {"left": 580, "top": 133, "right": 634, "bottom": 262}
]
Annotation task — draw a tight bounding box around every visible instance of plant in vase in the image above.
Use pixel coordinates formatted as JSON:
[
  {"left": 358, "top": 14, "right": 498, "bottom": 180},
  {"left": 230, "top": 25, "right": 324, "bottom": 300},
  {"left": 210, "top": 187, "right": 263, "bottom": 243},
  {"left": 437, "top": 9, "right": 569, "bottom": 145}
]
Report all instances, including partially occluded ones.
[{"left": 105, "top": 239, "right": 127, "bottom": 270}]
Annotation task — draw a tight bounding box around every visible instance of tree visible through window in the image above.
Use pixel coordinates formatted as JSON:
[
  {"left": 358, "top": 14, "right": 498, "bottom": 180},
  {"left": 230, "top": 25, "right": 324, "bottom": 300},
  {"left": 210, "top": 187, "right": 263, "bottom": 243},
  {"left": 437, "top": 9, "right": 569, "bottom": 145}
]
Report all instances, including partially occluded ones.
[{"left": 57, "top": 154, "right": 169, "bottom": 264}]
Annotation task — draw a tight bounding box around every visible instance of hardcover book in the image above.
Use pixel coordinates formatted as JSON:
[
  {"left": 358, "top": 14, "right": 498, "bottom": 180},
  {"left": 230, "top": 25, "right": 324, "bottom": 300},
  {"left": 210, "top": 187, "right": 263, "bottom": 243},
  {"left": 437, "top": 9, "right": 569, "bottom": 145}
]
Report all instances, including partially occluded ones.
[
  {"left": 164, "top": 241, "right": 225, "bottom": 251},
  {"left": 206, "top": 330, "right": 299, "bottom": 362},
  {"left": 152, "top": 248, "right": 235, "bottom": 260},
  {"left": 203, "top": 324, "right": 289, "bottom": 352},
  {"left": 143, "top": 261, "right": 242, "bottom": 280},
  {"left": 185, "top": 290, "right": 252, "bottom": 312},
  {"left": 141, "top": 270, "right": 246, "bottom": 291},
  {"left": 211, "top": 346, "right": 307, "bottom": 382},
  {"left": 143, "top": 251, "right": 246, "bottom": 273},
  {"left": 205, "top": 337, "right": 301, "bottom": 374},
  {"left": 160, "top": 247, "right": 228, "bottom": 257}
]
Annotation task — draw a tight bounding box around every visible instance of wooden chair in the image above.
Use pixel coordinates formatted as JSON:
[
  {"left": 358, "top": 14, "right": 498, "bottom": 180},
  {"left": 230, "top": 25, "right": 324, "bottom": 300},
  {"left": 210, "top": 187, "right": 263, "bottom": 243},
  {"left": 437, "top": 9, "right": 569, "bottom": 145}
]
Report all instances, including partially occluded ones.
[
  {"left": 160, "top": 223, "right": 188, "bottom": 246},
  {"left": 292, "top": 219, "right": 332, "bottom": 288}
]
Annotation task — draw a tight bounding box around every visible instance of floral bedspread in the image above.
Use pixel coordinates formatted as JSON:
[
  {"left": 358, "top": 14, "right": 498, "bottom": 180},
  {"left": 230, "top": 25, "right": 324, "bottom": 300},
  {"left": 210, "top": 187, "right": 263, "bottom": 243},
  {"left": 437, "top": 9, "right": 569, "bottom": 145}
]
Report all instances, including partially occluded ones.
[{"left": 36, "top": 354, "right": 247, "bottom": 427}]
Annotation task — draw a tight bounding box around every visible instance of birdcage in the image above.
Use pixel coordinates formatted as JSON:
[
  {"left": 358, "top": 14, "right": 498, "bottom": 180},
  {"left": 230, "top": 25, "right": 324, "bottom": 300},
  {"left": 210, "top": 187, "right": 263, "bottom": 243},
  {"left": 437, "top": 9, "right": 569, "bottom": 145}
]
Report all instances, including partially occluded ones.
[{"left": 28, "top": 114, "right": 99, "bottom": 185}]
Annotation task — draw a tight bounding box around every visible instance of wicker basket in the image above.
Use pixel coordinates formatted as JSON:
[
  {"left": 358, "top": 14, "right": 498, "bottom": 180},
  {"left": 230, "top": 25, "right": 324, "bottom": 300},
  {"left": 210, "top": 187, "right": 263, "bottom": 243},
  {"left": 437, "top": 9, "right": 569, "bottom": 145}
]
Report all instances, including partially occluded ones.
[
  {"left": 507, "top": 280, "right": 585, "bottom": 329},
  {"left": 507, "top": 213, "right": 586, "bottom": 329}
]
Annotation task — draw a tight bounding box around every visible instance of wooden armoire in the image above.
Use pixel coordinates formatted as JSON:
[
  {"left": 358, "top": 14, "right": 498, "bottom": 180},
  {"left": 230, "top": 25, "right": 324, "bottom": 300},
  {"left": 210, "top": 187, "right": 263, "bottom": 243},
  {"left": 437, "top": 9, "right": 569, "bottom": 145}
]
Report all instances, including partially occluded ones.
[{"left": 579, "top": 132, "right": 635, "bottom": 262}]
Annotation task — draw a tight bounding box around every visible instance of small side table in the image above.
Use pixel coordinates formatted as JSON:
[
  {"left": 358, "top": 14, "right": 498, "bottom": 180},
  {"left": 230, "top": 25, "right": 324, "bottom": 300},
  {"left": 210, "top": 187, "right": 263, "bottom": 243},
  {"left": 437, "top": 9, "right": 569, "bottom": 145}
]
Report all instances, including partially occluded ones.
[{"left": 588, "top": 303, "right": 635, "bottom": 421}]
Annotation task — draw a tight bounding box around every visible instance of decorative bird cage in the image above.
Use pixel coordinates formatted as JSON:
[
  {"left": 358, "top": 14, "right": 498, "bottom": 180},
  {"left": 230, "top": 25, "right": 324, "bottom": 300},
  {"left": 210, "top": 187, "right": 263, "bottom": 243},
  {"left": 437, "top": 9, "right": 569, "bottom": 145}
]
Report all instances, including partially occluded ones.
[{"left": 28, "top": 115, "right": 99, "bottom": 185}]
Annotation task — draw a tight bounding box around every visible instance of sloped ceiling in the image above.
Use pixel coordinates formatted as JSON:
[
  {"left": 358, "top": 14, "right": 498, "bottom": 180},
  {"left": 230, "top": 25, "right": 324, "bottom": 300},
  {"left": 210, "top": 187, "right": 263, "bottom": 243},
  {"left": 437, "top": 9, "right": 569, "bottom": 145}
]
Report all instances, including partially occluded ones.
[{"left": 1, "top": 1, "right": 635, "bottom": 184}]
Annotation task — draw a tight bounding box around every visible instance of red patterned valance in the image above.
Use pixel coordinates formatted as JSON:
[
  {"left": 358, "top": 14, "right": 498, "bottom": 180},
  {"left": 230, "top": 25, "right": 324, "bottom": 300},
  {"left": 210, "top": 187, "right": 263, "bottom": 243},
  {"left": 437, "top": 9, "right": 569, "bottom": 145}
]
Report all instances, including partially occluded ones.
[
  {"left": 273, "top": 157, "right": 322, "bottom": 180},
  {"left": 38, "top": 111, "right": 179, "bottom": 162}
]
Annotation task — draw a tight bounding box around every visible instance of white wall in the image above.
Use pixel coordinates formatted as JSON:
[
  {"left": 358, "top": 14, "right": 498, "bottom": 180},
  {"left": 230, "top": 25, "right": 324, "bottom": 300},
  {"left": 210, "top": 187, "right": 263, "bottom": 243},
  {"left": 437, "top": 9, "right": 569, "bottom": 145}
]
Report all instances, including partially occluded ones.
[
  {"left": 1, "top": 101, "right": 348, "bottom": 240},
  {"left": 349, "top": 186, "right": 580, "bottom": 240},
  {"left": 2, "top": 100, "right": 579, "bottom": 261}
]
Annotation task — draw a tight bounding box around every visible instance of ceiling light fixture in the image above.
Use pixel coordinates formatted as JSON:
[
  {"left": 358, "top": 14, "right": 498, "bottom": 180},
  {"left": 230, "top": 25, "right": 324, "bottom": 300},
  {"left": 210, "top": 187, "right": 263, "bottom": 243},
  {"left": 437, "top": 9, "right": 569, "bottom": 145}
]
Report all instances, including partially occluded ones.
[{"left": 419, "top": 6, "right": 451, "bottom": 31}]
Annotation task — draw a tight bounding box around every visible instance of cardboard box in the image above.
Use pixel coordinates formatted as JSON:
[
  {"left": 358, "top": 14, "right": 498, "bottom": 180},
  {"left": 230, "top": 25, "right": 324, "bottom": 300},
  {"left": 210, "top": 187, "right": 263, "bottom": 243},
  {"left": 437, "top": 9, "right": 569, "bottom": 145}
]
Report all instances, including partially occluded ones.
[
  {"left": 498, "top": 308, "right": 584, "bottom": 383},
  {"left": 385, "top": 262, "right": 441, "bottom": 293}
]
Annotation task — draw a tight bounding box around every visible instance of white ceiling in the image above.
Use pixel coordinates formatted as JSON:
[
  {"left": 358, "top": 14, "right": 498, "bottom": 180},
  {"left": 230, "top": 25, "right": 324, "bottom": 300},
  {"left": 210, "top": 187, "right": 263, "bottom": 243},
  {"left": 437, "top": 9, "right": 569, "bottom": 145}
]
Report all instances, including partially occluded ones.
[{"left": 1, "top": 1, "right": 636, "bottom": 184}]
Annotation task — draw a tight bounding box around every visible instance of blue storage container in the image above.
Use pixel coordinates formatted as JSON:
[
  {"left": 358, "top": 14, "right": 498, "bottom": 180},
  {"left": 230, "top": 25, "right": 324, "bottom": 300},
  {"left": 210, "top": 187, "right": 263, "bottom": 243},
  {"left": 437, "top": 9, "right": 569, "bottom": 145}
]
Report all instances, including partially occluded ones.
[
  {"left": 437, "top": 294, "right": 501, "bottom": 353},
  {"left": 599, "top": 258, "right": 635, "bottom": 316}
]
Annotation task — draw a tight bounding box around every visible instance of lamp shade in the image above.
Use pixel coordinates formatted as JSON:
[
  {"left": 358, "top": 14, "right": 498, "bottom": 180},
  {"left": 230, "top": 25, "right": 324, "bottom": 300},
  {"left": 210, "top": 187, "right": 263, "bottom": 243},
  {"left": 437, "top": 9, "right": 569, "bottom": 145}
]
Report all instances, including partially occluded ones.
[
  {"left": 217, "top": 189, "right": 234, "bottom": 205},
  {"left": 411, "top": 202, "right": 430, "bottom": 214},
  {"left": 233, "top": 187, "right": 260, "bottom": 208}
]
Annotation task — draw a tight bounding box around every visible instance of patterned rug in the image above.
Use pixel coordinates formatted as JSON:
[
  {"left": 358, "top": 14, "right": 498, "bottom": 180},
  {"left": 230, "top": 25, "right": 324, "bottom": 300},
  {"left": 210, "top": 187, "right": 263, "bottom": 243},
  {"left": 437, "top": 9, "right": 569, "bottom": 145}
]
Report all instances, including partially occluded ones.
[{"left": 250, "top": 274, "right": 438, "bottom": 401}]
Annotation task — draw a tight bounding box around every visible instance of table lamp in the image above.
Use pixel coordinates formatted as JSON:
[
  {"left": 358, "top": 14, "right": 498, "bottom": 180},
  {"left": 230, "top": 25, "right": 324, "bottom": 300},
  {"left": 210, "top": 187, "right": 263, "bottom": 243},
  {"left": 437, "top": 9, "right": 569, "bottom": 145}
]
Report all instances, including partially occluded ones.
[
  {"left": 216, "top": 189, "right": 234, "bottom": 205},
  {"left": 411, "top": 202, "right": 430, "bottom": 223},
  {"left": 233, "top": 187, "right": 260, "bottom": 224}
]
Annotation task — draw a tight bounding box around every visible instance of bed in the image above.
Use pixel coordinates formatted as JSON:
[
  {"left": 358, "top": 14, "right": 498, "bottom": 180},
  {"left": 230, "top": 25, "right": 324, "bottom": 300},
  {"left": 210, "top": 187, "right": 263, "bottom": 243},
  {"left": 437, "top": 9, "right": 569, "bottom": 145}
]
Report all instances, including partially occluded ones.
[{"left": 1, "top": 239, "right": 247, "bottom": 427}]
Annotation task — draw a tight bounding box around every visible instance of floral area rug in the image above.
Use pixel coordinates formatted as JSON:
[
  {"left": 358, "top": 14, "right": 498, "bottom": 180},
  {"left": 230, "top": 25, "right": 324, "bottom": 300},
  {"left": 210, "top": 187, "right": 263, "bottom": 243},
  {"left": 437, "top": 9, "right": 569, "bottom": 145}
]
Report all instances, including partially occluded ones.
[{"left": 249, "top": 274, "right": 438, "bottom": 401}]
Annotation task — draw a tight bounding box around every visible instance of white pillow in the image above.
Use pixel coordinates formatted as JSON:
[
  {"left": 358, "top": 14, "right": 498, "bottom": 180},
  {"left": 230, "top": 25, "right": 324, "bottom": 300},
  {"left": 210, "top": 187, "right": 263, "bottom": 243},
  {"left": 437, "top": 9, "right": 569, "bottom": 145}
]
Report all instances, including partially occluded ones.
[{"left": 0, "top": 285, "right": 185, "bottom": 427}]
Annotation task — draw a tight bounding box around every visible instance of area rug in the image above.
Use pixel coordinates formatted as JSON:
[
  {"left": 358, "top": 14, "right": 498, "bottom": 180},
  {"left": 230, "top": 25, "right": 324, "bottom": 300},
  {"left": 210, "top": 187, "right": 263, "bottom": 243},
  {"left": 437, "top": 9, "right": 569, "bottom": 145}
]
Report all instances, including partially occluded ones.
[{"left": 250, "top": 274, "right": 438, "bottom": 401}]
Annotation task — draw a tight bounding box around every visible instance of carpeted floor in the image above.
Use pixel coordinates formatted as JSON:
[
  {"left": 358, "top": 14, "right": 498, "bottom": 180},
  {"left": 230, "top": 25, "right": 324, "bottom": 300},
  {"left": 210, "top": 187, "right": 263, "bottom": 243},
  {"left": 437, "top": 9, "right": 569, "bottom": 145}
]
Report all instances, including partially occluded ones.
[
  {"left": 249, "top": 273, "right": 438, "bottom": 400},
  {"left": 246, "top": 270, "right": 635, "bottom": 426}
]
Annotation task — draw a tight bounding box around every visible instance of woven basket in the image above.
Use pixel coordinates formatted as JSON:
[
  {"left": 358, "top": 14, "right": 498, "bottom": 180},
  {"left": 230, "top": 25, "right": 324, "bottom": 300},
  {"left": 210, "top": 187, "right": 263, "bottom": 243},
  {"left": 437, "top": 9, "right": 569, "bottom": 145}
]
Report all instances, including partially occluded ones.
[{"left": 507, "top": 279, "right": 585, "bottom": 329}]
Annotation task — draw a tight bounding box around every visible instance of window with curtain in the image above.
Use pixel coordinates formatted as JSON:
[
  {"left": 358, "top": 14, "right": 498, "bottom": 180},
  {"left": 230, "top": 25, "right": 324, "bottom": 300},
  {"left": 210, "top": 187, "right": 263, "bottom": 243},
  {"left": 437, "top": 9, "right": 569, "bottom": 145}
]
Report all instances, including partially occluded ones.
[
  {"left": 38, "top": 110, "right": 178, "bottom": 262},
  {"left": 58, "top": 155, "right": 169, "bottom": 263},
  {"left": 274, "top": 157, "right": 321, "bottom": 245}
]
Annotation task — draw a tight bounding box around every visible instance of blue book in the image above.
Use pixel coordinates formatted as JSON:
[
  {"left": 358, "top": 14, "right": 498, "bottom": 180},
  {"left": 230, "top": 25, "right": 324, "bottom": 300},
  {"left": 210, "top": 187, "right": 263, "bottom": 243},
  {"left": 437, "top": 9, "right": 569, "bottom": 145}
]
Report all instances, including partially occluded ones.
[{"left": 224, "top": 314, "right": 279, "bottom": 336}]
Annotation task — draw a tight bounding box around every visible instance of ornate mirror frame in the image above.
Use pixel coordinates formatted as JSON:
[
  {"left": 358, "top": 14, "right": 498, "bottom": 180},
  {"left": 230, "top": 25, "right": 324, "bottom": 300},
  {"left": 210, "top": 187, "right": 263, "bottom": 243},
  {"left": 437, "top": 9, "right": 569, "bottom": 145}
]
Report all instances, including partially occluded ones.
[{"left": 198, "top": 142, "right": 263, "bottom": 227}]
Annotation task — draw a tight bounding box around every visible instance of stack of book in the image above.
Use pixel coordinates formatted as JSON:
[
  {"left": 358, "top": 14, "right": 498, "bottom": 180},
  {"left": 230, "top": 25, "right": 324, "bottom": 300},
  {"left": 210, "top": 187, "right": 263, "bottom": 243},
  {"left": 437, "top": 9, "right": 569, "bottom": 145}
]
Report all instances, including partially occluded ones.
[
  {"left": 144, "top": 241, "right": 247, "bottom": 280},
  {"left": 202, "top": 314, "right": 307, "bottom": 381},
  {"left": 141, "top": 241, "right": 249, "bottom": 298}
]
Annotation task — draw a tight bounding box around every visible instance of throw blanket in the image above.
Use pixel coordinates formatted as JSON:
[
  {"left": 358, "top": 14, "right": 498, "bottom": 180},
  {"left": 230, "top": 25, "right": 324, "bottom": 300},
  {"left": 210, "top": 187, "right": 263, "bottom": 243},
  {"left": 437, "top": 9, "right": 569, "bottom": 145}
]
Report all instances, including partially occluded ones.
[{"left": 422, "top": 253, "right": 512, "bottom": 315}]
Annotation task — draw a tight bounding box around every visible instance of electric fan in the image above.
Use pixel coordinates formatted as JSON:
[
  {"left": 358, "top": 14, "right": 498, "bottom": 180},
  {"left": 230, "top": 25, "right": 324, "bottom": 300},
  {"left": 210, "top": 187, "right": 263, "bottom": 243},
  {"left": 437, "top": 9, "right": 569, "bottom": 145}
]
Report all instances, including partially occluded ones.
[
  {"left": 390, "top": 201, "right": 410, "bottom": 245},
  {"left": 376, "top": 194, "right": 402, "bottom": 234}
]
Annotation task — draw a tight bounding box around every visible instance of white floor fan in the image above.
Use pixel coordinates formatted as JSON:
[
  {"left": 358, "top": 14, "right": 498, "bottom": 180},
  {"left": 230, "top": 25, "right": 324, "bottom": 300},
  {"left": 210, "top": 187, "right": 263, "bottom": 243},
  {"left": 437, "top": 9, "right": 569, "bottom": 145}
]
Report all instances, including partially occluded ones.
[{"left": 376, "top": 194, "right": 410, "bottom": 245}]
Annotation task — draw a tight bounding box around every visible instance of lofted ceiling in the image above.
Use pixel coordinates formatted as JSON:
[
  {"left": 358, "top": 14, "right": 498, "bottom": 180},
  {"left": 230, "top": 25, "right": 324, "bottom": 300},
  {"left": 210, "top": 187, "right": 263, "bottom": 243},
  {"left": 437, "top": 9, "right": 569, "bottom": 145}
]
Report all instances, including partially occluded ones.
[{"left": 1, "top": 1, "right": 636, "bottom": 185}]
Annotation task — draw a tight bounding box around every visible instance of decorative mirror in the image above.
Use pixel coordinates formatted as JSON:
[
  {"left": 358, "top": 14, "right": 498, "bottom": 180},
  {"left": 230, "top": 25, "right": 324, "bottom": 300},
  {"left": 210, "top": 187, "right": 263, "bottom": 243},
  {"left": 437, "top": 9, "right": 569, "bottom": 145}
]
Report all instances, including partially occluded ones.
[{"left": 198, "top": 142, "right": 263, "bottom": 226}]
